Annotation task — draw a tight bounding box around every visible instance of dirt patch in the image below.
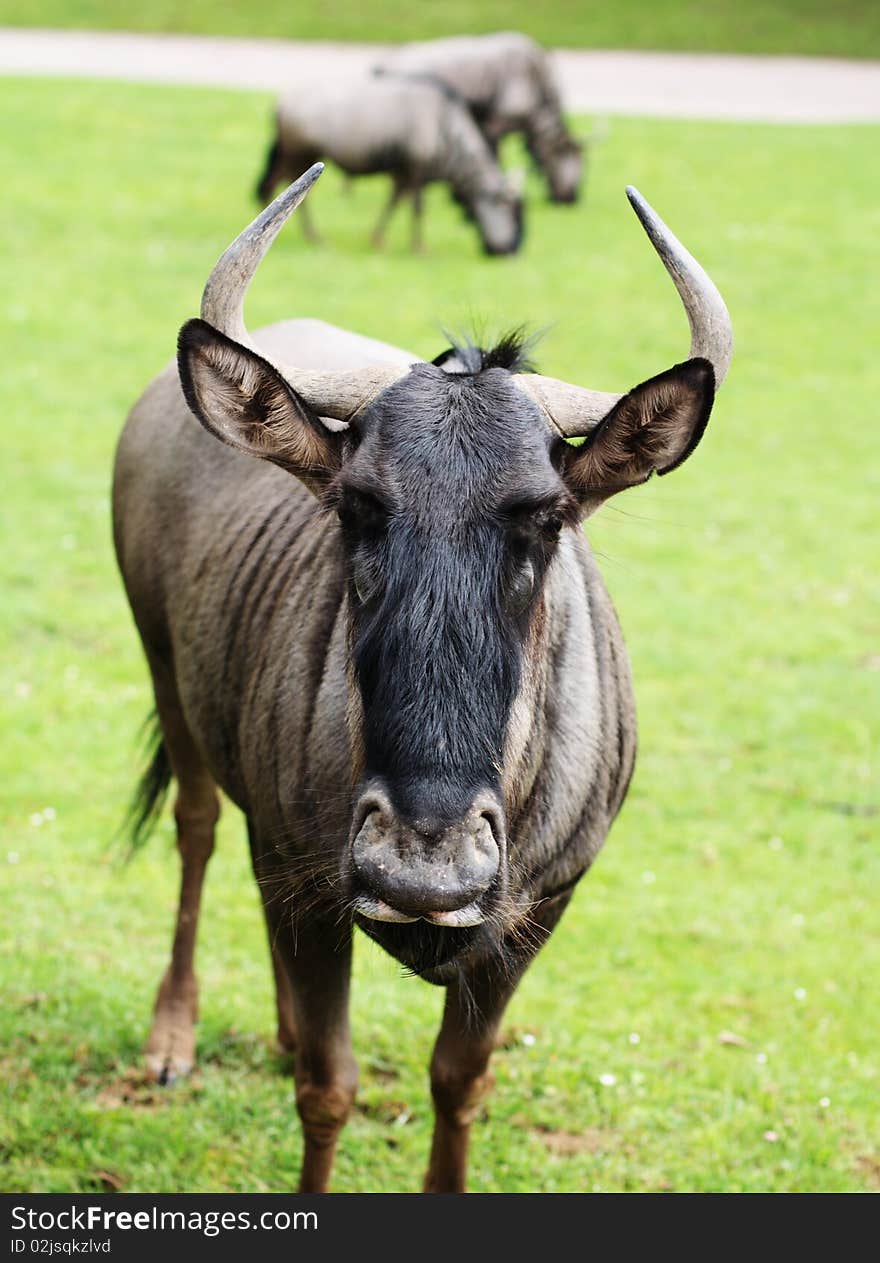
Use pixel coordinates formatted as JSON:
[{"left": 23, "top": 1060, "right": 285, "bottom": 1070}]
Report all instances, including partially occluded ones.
[
  {"left": 19, "top": 992, "right": 48, "bottom": 1009},
  {"left": 88, "top": 1168, "right": 126, "bottom": 1192},
  {"left": 718, "top": 1030, "right": 751, "bottom": 1048},
  {"left": 511, "top": 1117, "right": 610, "bottom": 1156},
  {"left": 855, "top": 1154, "right": 880, "bottom": 1189},
  {"left": 356, "top": 1098, "right": 413, "bottom": 1126},
  {"left": 495, "top": 1026, "right": 540, "bottom": 1051},
  {"left": 92, "top": 1066, "right": 200, "bottom": 1111},
  {"left": 536, "top": 1124, "right": 610, "bottom": 1155}
]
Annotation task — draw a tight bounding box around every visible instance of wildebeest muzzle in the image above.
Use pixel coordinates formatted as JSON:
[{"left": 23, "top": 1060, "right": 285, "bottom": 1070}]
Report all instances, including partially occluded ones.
[{"left": 350, "top": 784, "right": 505, "bottom": 927}]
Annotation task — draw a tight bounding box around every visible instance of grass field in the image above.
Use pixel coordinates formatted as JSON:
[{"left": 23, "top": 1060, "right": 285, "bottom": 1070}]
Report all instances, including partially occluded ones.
[
  {"left": 2, "top": 0, "right": 880, "bottom": 58},
  {"left": 1, "top": 76, "right": 878, "bottom": 1193}
]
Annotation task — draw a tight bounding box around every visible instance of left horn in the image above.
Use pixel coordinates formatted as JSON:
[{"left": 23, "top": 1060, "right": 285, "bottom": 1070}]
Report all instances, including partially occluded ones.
[
  {"left": 514, "top": 186, "right": 733, "bottom": 436},
  {"left": 201, "top": 164, "right": 323, "bottom": 351},
  {"left": 200, "top": 163, "right": 405, "bottom": 422}
]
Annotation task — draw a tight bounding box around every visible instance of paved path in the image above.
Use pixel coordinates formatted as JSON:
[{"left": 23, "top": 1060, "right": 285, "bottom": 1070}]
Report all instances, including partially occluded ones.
[{"left": 1, "top": 27, "right": 879, "bottom": 122}]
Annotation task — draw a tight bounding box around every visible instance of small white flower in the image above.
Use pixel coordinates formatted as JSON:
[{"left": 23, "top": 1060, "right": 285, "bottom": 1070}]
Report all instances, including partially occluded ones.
[
  {"left": 521, "top": 1032, "right": 536, "bottom": 1047},
  {"left": 30, "top": 812, "right": 44, "bottom": 827},
  {"left": 7, "top": 851, "right": 20, "bottom": 864},
  {"left": 14, "top": 682, "right": 32, "bottom": 698},
  {"left": 818, "top": 1096, "right": 830, "bottom": 1108},
  {"left": 763, "top": 1130, "right": 779, "bottom": 1142},
  {"left": 794, "top": 987, "right": 807, "bottom": 1001},
  {"left": 598, "top": 1073, "right": 617, "bottom": 1087},
  {"left": 42, "top": 807, "right": 56, "bottom": 821},
  {"left": 641, "top": 870, "right": 656, "bottom": 885},
  {"left": 755, "top": 1052, "right": 768, "bottom": 1065},
  {"left": 768, "top": 836, "right": 784, "bottom": 851},
  {"left": 628, "top": 1032, "right": 640, "bottom": 1045}
]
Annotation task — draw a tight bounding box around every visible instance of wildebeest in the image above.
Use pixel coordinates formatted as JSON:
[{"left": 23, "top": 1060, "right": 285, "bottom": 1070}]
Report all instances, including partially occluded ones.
[
  {"left": 256, "top": 76, "right": 523, "bottom": 254},
  {"left": 375, "top": 32, "right": 584, "bottom": 203},
  {"left": 113, "top": 164, "right": 731, "bottom": 1192}
]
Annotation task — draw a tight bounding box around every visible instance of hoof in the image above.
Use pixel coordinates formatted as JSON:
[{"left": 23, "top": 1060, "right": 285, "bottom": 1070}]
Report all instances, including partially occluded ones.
[
  {"left": 145, "top": 1049, "right": 194, "bottom": 1085},
  {"left": 145, "top": 984, "right": 197, "bottom": 1085}
]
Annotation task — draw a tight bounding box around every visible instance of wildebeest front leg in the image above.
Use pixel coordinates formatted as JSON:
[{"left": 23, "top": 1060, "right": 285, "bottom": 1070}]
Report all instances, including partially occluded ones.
[
  {"left": 252, "top": 838, "right": 299, "bottom": 1054},
  {"left": 410, "top": 185, "right": 427, "bottom": 254},
  {"left": 425, "top": 894, "right": 574, "bottom": 1192},
  {"left": 261, "top": 902, "right": 298, "bottom": 1054},
  {"left": 424, "top": 964, "right": 520, "bottom": 1192},
  {"left": 298, "top": 193, "right": 322, "bottom": 244},
  {"left": 255, "top": 137, "right": 285, "bottom": 204},
  {"left": 371, "top": 176, "right": 406, "bottom": 249},
  {"left": 274, "top": 918, "right": 358, "bottom": 1192}
]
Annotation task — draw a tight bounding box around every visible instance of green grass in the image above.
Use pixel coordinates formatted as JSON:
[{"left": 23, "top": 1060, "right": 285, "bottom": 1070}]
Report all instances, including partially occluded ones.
[
  {"left": 2, "top": 0, "right": 880, "bottom": 58},
  {"left": 1, "top": 76, "right": 878, "bottom": 1194}
]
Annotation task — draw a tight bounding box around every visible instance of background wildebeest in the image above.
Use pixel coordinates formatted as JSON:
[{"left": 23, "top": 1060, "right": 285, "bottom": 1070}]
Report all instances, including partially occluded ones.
[
  {"left": 113, "top": 163, "right": 731, "bottom": 1191},
  {"left": 375, "top": 32, "right": 584, "bottom": 203},
  {"left": 256, "top": 76, "right": 524, "bottom": 254}
]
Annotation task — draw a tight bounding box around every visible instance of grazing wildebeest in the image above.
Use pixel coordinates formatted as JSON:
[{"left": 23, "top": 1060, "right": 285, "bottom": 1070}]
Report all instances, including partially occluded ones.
[
  {"left": 256, "top": 76, "right": 523, "bottom": 254},
  {"left": 113, "top": 164, "right": 731, "bottom": 1192},
  {"left": 375, "top": 32, "right": 584, "bottom": 203}
]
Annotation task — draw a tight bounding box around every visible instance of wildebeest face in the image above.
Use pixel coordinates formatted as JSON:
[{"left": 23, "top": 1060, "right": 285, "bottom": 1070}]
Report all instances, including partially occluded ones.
[
  {"left": 548, "top": 141, "right": 583, "bottom": 204},
  {"left": 469, "top": 186, "right": 525, "bottom": 255},
  {"left": 328, "top": 359, "right": 574, "bottom": 959},
  {"left": 528, "top": 134, "right": 583, "bottom": 204},
  {"left": 178, "top": 316, "right": 715, "bottom": 977}
]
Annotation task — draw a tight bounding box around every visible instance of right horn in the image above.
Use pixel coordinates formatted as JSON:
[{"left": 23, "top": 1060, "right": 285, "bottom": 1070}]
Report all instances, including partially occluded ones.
[{"left": 514, "top": 186, "right": 733, "bottom": 436}]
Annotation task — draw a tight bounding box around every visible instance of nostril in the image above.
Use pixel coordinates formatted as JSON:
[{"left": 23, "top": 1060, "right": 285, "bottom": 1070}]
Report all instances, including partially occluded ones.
[
  {"left": 474, "top": 800, "right": 506, "bottom": 849},
  {"left": 480, "top": 811, "right": 499, "bottom": 840},
  {"left": 352, "top": 788, "right": 393, "bottom": 837},
  {"left": 365, "top": 798, "right": 388, "bottom": 826}
]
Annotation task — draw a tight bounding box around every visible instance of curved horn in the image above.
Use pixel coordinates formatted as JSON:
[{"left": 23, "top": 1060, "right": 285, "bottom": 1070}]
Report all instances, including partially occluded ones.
[
  {"left": 514, "top": 186, "right": 733, "bottom": 436},
  {"left": 201, "top": 163, "right": 323, "bottom": 351},
  {"left": 200, "top": 163, "right": 406, "bottom": 422},
  {"left": 625, "top": 186, "right": 733, "bottom": 386}
]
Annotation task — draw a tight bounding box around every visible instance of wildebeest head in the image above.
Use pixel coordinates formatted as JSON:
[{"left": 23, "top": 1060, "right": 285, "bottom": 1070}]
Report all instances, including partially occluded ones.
[
  {"left": 177, "top": 164, "right": 732, "bottom": 977},
  {"left": 529, "top": 132, "right": 583, "bottom": 204},
  {"left": 468, "top": 176, "right": 525, "bottom": 255}
]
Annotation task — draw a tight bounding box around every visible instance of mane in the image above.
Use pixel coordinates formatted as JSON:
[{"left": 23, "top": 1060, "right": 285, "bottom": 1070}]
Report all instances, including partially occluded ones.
[{"left": 431, "top": 327, "right": 541, "bottom": 375}]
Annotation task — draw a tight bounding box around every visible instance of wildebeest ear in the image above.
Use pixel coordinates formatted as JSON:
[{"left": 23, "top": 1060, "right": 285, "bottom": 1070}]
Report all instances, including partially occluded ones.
[
  {"left": 177, "top": 318, "right": 344, "bottom": 494},
  {"left": 561, "top": 358, "right": 715, "bottom": 508}
]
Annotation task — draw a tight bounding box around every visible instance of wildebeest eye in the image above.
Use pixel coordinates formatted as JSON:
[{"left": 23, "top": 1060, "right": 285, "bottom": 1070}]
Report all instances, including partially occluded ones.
[
  {"left": 506, "top": 557, "right": 535, "bottom": 616},
  {"left": 498, "top": 495, "right": 571, "bottom": 541},
  {"left": 336, "top": 487, "right": 389, "bottom": 537}
]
